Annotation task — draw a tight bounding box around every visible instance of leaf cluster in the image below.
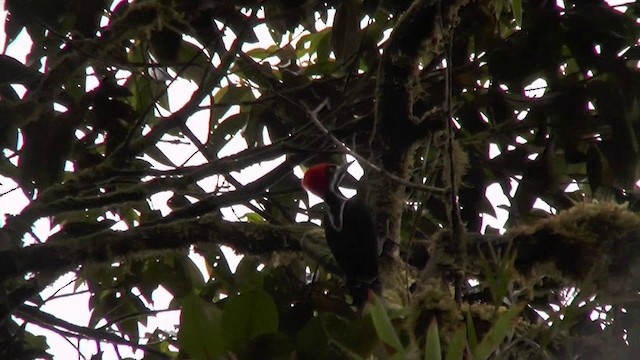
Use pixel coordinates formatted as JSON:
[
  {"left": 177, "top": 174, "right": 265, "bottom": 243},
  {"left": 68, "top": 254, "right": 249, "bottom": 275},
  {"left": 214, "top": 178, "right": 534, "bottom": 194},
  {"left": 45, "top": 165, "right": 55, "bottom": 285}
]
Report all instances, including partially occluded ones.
[{"left": 1, "top": 0, "right": 640, "bottom": 359}]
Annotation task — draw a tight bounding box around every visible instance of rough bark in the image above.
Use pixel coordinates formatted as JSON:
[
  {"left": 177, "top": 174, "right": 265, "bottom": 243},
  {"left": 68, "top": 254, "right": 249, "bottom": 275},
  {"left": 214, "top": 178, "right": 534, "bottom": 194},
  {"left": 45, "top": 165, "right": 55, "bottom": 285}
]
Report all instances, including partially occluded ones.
[
  {"left": 0, "top": 215, "right": 321, "bottom": 281},
  {"left": 370, "top": 0, "right": 473, "bottom": 247}
]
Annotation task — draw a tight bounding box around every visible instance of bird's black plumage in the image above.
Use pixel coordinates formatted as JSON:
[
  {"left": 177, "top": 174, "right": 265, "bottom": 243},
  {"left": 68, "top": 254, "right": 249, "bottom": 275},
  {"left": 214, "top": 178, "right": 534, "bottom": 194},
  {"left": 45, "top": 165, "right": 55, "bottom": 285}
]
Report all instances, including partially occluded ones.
[
  {"left": 303, "top": 163, "right": 381, "bottom": 308},
  {"left": 323, "top": 195, "right": 381, "bottom": 307}
]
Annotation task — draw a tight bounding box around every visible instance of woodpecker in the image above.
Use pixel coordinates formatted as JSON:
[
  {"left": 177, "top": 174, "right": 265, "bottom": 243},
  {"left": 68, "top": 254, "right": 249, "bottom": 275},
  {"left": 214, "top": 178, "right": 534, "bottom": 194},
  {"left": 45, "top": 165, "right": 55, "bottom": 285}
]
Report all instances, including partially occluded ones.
[{"left": 302, "top": 162, "right": 381, "bottom": 308}]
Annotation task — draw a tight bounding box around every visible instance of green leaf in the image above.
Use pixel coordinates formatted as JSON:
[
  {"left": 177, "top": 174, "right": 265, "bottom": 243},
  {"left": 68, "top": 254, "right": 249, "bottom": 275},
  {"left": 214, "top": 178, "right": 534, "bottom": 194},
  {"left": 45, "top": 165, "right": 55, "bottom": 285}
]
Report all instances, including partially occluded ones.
[
  {"left": 445, "top": 327, "right": 467, "bottom": 360},
  {"left": 425, "top": 319, "right": 442, "bottom": 360},
  {"left": 466, "top": 311, "right": 478, "bottom": 352},
  {"left": 478, "top": 241, "right": 514, "bottom": 306},
  {"left": 297, "top": 316, "right": 330, "bottom": 359},
  {"left": 25, "top": 334, "right": 49, "bottom": 352},
  {"left": 473, "top": 306, "right": 522, "bottom": 360},
  {"left": 210, "top": 85, "right": 256, "bottom": 123},
  {"left": 178, "top": 291, "right": 226, "bottom": 359},
  {"left": 222, "top": 290, "right": 279, "bottom": 351},
  {"left": 316, "top": 28, "right": 332, "bottom": 62},
  {"left": 23, "top": 332, "right": 51, "bottom": 359},
  {"left": 322, "top": 313, "right": 378, "bottom": 357},
  {"left": 512, "top": 0, "right": 523, "bottom": 27},
  {"left": 244, "top": 45, "right": 282, "bottom": 60},
  {"left": 234, "top": 257, "right": 264, "bottom": 292},
  {"left": 175, "top": 41, "right": 212, "bottom": 82},
  {"left": 0, "top": 54, "right": 40, "bottom": 85},
  {"left": 199, "top": 244, "right": 234, "bottom": 295},
  {"left": 208, "top": 112, "right": 249, "bottom": 154},
  {"left": 369, "top": 295, "right": 406, "bottom": 357},
  {"left": 331, "top": 0, "right": 360, "bottom": 64},
  {"left": 127, "top": 44, "right": 164, "bottom": 113},
  {"left": 242, "top": 212, "right": 266, "bottom": 223},
  {"left": 493, "top": 0, "right": 504, "bottom": 20},
  {"left": 135, "top": 255, "right": 204, "bottom": 300},
  {"left": 233, "top": 54, "right": 277, "bottom": 88},
  {"left": 144, "top": 145, "right": 177, "bottom": 168},
  {"left": 147, "top": 78, "right": 171, "bottom": 111}
]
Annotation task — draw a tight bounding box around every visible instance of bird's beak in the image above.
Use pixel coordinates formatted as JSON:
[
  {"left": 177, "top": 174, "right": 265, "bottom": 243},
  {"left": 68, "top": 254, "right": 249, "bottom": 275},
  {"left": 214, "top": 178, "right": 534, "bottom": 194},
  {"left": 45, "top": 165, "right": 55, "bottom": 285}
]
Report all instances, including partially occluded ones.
[
  {"left": 336, "top": 161, "right": 352, "bottom": 176},
  {"left": 332, "top": 161, "right": 353, "bottom": 188}
]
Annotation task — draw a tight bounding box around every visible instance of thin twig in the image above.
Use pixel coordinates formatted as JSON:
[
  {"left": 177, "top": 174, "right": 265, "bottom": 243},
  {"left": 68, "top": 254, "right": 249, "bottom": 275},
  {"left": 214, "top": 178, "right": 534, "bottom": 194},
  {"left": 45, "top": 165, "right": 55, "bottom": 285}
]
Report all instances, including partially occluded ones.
[
  {"left": 439, "top": 1, "right": 466, "bottom": 304},
  {"left": 304, "top": 99, "right": 446, "bottom": 194},
  {"left": 16, "top": 304, "right": 171, "bottom": 359}
]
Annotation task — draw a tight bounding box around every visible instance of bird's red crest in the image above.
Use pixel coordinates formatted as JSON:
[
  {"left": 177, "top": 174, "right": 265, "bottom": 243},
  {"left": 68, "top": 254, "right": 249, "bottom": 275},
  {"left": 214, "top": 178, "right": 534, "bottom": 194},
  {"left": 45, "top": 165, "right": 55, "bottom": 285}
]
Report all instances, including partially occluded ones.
[{"left": 302, "top": 163, "right": 333, "bottom": 197}]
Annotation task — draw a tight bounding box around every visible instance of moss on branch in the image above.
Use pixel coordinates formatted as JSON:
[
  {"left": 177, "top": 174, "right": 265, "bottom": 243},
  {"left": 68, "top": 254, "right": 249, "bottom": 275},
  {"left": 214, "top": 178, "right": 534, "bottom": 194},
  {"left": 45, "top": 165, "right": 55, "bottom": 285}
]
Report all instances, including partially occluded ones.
[
  {"left": 430, "top": 202, "right": 640, "bottom": 301},
  {"left": 0, "top": 215, "right": 324, "bottom": 282},
  {"left": 371, "top": 0, "right": 473, "bottom": 247}
]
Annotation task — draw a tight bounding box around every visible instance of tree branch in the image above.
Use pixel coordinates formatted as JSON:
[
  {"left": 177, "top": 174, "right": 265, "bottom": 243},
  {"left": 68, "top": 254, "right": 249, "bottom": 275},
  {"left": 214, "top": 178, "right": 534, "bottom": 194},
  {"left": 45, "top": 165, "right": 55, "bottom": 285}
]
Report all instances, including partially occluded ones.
[
  {"left": 0, "top": 215, "right": 321, "bottom": 282},
  {"left": 15, "top": 304, "right": 171, "bottom": 359},
  {"left": 429, "top": 203, "right": 640, "bottom": 302},
  {"left": 0, "top": 142, "right": 291, "bottom": 245},
  {"left": 371, "top": 0, "right": 472, "bottom": 248},
  {"left": 303, "top": 100, "right": 446, "bottom": 194}
]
